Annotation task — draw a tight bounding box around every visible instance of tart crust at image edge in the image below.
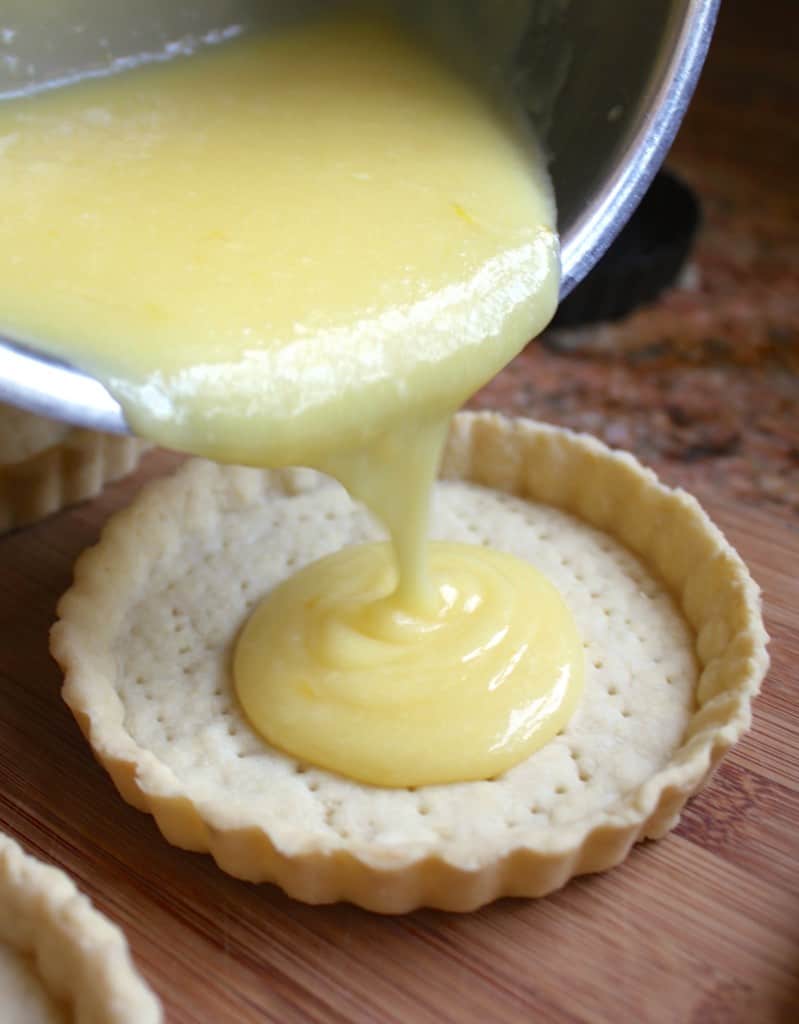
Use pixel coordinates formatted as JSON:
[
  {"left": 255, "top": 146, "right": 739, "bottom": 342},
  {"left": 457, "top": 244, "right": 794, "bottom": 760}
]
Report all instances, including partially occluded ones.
[
  {"left": 50, "top": 412, "right": 769, "bottom": 913},
  {"left": 0, "top": 427, "right": 150, "bottom": 533},
  {"left": 0, "top": 831, "right": 161, "bottom": 1023}
]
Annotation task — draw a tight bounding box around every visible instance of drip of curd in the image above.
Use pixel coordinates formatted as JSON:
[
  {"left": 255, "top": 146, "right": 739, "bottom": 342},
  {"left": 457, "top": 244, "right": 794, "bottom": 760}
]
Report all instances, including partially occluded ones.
[{"left": 0, "top": 9, "right": 583, "bottom": 786}]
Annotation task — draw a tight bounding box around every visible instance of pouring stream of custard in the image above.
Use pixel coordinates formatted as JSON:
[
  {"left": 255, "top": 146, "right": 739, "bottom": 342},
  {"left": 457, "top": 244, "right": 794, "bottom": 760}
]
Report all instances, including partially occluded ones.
[{"left": 0, "top": 10, "right": 582, "bottom": 786}]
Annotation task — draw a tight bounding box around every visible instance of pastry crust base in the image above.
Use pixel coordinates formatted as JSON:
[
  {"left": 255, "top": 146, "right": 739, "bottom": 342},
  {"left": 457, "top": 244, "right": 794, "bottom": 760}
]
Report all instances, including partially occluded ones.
[
  {"left": 0, "top": 406, "right": 149, "bottom": 533},
  {"left": 0, "top": 831, "right": 161, "bottom": 1023},
  {"left": 51, "top": 412, "right": 769, "bottom": 912}
]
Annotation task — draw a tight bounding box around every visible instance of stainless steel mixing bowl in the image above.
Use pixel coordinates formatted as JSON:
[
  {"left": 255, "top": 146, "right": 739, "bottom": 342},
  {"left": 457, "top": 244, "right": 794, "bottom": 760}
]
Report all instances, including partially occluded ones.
[{"left": 0, "top": 0, "right": 719, "bottom": 434}]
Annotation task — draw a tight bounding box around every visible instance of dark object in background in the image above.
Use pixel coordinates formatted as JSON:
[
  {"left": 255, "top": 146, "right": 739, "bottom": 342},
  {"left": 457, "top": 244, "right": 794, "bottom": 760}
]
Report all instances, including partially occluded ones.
[{"left": 552, "top": 170, "right": 701, "bottom": 328}]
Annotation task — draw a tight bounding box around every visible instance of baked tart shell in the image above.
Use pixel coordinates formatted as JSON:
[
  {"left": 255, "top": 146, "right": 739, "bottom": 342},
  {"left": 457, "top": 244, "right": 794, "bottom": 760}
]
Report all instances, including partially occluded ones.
[
  {"left": 50, "top": 413, "right": 769, "bottom": 912},
  {"left": 0, "top": 831, "right": 161, "bottom": 1022},
  {"left": 0, "top": 407, "right": 149, "bottom": 532}
]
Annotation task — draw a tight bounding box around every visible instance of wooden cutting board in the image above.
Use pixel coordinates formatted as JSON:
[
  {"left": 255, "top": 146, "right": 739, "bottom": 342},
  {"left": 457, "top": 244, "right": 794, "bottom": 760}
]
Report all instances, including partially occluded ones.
[{"left": 1, "top": 450, "right": 797, "bottom": 1024}]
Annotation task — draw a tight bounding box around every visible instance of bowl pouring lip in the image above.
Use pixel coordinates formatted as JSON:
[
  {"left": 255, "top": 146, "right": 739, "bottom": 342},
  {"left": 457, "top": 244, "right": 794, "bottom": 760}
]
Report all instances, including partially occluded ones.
[
  {"left": 0, "top": 0, "right": 720, "bottom": 434},
  {"left": 558, "top": 0, "right": 720, "bottom": 298},
  {"left": 0, "top": 339, "right": 127, "bottom": 433}
]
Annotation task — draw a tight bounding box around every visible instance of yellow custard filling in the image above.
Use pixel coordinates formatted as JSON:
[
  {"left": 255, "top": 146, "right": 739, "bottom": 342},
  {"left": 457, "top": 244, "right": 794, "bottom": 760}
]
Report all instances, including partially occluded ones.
[
  {"left": 0, "top": 9, "right": 582, "bottom": 786},
  {"left": 0, "top": 11, "right": 557, "bottom": 468},
  {"left": 236, "top": 541, "right": 583, "bottom": 787}
]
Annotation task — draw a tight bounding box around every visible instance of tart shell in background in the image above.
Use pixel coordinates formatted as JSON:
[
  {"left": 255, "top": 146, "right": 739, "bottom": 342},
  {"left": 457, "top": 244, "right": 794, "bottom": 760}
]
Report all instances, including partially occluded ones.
[{"left": 0, "top": 404, "right": 149, "bottom": 533}]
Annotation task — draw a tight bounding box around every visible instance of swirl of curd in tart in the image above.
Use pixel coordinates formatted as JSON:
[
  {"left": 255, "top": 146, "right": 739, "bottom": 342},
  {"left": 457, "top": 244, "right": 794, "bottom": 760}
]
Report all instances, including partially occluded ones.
[{"left": 235, "top": 541, "right": 583, "bottom": 787}]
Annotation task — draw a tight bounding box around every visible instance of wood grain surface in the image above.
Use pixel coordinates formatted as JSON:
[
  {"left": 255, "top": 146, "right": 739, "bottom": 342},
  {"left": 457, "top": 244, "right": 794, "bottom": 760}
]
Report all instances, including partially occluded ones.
[{"left": 0, "top": 449, "right": 797, "bottom": 1024}]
